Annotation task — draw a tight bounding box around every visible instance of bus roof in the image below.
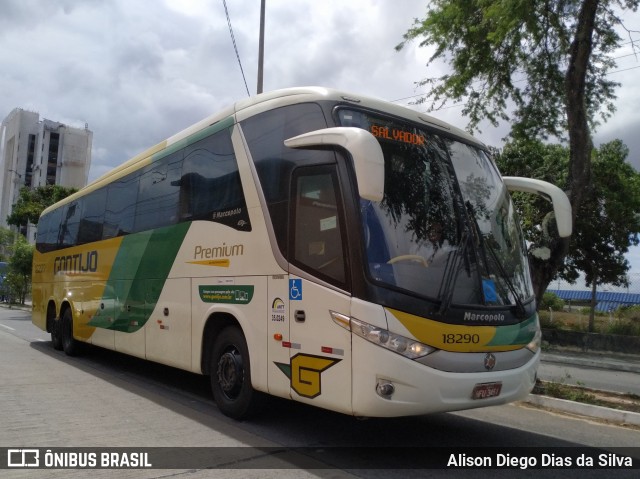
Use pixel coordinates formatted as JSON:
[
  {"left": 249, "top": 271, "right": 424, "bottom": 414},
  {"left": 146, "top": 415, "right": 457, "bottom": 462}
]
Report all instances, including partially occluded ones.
[{"left": 40, "top": 87, "right": 484, "bottom": 216}]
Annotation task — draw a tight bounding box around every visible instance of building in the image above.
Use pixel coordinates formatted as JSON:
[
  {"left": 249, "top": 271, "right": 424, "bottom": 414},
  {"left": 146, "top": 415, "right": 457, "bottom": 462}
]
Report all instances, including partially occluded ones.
[
  {"left": 547, "top": 289, "right": 640, "bottom": 312},
  {"left": 0, "top": 108, "right": 92, "bottom": 240}
]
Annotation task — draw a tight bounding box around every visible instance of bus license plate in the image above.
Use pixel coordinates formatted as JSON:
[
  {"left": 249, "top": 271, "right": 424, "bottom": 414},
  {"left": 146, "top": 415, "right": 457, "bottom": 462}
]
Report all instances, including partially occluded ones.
[{"left": 471, "top": 382, "right": 502, "bottom": 400}]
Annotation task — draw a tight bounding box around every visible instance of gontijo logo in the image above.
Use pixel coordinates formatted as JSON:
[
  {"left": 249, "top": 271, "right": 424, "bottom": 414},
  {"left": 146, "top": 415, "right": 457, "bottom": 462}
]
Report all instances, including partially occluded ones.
[
  {"left": 53, "top": 251, "right": 98, "bottom": 274},
  {"left": 275, "top": 353, "right": 341, "bottom": 398}
]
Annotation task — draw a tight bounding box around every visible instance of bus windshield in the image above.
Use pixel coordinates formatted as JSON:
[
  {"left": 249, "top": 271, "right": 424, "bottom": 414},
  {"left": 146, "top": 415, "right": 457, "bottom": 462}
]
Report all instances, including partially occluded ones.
[{"left": 338, "top": 109, "right": 533, "bottom": 310}]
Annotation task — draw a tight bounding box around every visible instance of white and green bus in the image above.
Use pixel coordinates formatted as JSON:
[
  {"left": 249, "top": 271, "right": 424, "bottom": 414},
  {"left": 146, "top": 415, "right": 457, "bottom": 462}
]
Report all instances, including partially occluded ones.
[{"left": 32, "top": 87, "right": 571, "bottom": 419}]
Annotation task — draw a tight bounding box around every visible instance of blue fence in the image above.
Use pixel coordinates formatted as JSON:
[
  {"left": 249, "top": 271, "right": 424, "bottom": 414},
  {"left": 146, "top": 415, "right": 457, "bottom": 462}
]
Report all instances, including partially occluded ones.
[{"left": 546, "top": 289, "right": 640, "bottom": 312}]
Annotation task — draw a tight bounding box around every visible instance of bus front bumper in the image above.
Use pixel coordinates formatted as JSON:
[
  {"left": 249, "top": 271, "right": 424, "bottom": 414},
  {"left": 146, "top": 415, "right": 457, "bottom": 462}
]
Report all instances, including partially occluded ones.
[{"left": 351, "top": 335, "right": 539, "bottom": 417}]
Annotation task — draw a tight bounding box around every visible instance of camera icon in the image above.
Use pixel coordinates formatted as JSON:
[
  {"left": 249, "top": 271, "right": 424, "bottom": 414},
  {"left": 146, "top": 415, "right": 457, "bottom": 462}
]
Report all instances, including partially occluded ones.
[{"left": 7, "top": 449, "right": 40, "bottom": 467}]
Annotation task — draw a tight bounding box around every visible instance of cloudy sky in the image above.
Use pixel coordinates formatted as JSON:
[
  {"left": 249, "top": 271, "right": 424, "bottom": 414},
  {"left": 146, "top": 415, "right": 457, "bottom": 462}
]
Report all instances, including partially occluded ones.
[{"left": 1, "top": 0, "right": 640, "bottom": 284}]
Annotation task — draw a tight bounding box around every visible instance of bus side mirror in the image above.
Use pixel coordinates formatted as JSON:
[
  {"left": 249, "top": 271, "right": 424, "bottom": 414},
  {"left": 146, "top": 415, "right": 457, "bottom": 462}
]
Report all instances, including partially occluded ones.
[
  {"left": 502, "top": 176, "right": 572, "bottom": 238},
  {"left": 284, "top": 127, "right": 385, "bottom": 202}
]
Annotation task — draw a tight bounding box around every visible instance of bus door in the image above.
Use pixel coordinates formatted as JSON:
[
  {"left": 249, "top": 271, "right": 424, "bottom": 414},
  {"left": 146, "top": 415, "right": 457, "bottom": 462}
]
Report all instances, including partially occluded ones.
[{"left": 285, "top": 166, "right": 353, "bottom": 415}]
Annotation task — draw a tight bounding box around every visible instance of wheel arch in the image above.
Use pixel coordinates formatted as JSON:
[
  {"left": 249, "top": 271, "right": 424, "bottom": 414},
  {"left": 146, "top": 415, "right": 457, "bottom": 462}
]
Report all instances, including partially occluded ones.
[{"left": 201, "top": 312, "right": 242, "bottom": 375}]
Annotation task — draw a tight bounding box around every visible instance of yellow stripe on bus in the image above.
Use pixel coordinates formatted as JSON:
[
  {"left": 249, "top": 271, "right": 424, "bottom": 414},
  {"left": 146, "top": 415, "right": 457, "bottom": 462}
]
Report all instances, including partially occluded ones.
[
  {"left": 187, "top": 259, "right": 230, "bottom": 267},
  {"left": 32, "top": 236, "right": 125, "bottom": 340},
  {"left": 386, "top": 308, "right": 522, "bottom": 352}
]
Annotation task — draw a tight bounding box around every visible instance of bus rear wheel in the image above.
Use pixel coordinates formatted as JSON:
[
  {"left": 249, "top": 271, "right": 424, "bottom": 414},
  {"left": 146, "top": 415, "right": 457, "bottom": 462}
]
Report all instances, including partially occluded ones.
[
  {"left": 210, "top": 326, "right": 261, "bottom": 420},
  {"left": 51, "top": 317, "right": 63, "bottom": 351},
  {"left": 61, "top": 308, "right": 80, "bottom": 356}
]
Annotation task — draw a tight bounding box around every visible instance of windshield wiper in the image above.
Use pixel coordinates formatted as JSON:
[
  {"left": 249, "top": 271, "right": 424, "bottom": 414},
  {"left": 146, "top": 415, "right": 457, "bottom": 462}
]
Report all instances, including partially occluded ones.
[
  {"left": 437, "top": 228, "right": 470, "bottom": 316},
  {"left": 464, "top": 201, "right": 527, "bottom": 318},
  {"left": 483, "top": 239, "right": 527, "bottom": 318}
]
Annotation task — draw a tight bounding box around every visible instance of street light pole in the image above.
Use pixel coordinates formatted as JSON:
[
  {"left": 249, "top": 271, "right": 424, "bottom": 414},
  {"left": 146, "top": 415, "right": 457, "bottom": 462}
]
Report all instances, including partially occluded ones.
[{"left": 257, "top": 0, "right": 265, "bottom": 94}]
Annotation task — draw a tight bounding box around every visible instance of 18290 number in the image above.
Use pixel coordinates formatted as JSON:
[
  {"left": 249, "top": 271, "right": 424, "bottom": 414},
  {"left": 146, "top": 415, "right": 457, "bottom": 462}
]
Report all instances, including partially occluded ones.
[{"left": 442, "top": 333, "right": 480, "bottom": 344}]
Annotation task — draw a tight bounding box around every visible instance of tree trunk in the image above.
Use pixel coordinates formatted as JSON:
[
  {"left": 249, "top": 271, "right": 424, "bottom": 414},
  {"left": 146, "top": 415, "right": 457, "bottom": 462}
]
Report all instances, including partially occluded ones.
[
  {"left": 565, "top": 0, "right": 597, "bottom": 212},
  {"left": 589, "top": 274, "right": 597, "bottom": 332},
  {"left": 530, "top": 0, "right": 599, "bottom": 308},
  {"left": 530, "top": 240, "right": 569, "bottom": 306}
]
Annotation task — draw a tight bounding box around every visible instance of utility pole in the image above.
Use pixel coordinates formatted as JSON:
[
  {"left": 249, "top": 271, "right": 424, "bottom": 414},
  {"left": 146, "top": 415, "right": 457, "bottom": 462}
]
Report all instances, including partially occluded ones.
[{"left": 257, "top": 0, "right": 265, "bottom": 94}]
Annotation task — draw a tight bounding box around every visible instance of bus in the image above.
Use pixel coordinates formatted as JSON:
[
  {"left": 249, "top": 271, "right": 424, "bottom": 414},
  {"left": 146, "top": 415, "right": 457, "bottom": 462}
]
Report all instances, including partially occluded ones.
[{"left": 31, "top": 87, "right": 571, "bottom": 419}]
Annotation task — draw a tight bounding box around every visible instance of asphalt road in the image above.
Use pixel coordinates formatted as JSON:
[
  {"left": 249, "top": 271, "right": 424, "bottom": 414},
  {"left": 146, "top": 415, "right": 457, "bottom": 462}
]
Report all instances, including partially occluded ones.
[{"left": 1, "top": 308, "right": 639, "bottom": 478}]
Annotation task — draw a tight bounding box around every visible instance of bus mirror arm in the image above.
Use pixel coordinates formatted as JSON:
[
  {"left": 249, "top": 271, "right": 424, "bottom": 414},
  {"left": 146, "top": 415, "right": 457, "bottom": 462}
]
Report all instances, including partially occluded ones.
[
  {"left": 284, "top": 127, "right": 385, "bottom": 202},
  {"left": 502, "top": 176, "right": 572, "bottom": 238}
]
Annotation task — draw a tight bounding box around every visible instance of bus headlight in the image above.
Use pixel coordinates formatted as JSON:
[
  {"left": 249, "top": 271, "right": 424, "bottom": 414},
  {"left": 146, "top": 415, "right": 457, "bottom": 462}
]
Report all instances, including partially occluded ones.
[
  {"left": 526, "top": 327, "right": 542, "bottom": 353},
  {"left": 331, "top": 312, "right": 435, "bottom": 360}
]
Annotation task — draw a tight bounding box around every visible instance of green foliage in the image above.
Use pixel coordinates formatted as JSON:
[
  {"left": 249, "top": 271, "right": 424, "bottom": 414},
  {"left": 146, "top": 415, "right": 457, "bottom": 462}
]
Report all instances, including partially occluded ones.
[
  {"left": 7, "top": 185, "right": 78, "bottom": 228},
  {"left": 605, "top": 320, "right": 640, "bottom": 337},
  {"left": 6, "top": 237, "right": 33, "bottom": 305},
  {"left": 496, "top": 139, "right": 640, "bottom": 290},
  {"left": 540, "top": 292, "right": 565, "bottom": 312},
  {"left": 613, "top": 306, "right": 640, "bottom": 336},
  {"left": 497, "top": 140, "right": 569, "bottom": 248},
  {"left": 564, "top": 140, "right": 640, "bottom": 287},
  {"left": 0, "top": 227, "right": 18, "bottom": 262},
  {"left": 579, "top": 307, "right": 605, "bottom": 317},
  {"left": 396, "top": 0, "right": 636, "bottom": 138},
  {"left": 617, "top": 305, "right": 640, "bottom": 321},
  {"left": 542, "top": 380, "right": 600, "bottom": 405},
  {"left": 538, "top": 311, "right": 560, "bottom": 330}
]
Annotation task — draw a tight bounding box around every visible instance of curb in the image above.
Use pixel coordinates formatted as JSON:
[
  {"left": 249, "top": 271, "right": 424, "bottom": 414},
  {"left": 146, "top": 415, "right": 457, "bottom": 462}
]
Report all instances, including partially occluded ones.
[
  {"left": 0, "top": 303, "right": 31, "bottom": 312},
  {"left": 523, "top": 394, "right": 640, "bottom": 427}
]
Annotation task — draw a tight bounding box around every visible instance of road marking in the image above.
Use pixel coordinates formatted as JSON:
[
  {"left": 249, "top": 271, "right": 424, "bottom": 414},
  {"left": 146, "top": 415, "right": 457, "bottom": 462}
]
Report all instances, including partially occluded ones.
[{"left": 0, "top": 323, "right": 16, "bottom": 331}]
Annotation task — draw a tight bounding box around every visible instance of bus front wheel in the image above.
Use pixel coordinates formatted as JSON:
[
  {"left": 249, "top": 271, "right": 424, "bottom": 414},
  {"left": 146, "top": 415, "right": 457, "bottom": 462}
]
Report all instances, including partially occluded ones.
[
  {"left": 210, "top": 326, "right": 261, "bottom": 420},
  {"left": 61, "top": 308, "right": 80, "bottom": 356}
]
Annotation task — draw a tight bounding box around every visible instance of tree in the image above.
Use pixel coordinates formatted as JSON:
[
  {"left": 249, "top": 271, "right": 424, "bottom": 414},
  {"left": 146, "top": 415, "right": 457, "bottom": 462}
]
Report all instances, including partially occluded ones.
[
  {"left": 495, "top": 142, "right": 569, "bottom": 298},
  {"left": 7, "top": 185, "right": 78, "bottom": 229},
  {"left": 566, "top": 140, "right": 640, "bottom": 329},
  {"left": 6, "top": 236, "right": 34, "bottom": 305},
  {"left": 397, "top": 0, "right": 639, "bottom": 299},
  {"left": 0, "top": 227, "right": 18, "bottom": 261},
  {"left": 496, "top": 140, "right": 640, "bottom": 329}
]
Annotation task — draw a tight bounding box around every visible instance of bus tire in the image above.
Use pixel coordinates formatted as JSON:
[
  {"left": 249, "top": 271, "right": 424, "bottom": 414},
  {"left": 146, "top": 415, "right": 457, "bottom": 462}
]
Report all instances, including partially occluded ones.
[
  {"left": 51, "top": 318, "right": 63, "bottom": 351},
  {"left": 210, "top": 326, "right": 261, "bottom": 420},
  {"left": 61, "top": 308, "right": 80, "bottom": 357}
]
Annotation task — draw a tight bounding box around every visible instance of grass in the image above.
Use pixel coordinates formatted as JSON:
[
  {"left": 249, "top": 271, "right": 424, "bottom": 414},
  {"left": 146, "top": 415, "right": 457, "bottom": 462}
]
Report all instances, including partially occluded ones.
[
  {"left": 539, "top": 309, "right": 640, "bottom": 336},
  {"left": 532, "top": 379, "right": 640, "bottom": 414}
]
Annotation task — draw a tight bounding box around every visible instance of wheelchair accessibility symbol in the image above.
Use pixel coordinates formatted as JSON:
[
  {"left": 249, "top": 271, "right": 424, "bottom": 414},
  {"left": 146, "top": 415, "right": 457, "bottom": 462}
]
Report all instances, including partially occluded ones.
[{"left": 289, "top": 279, "right": 302, "bottom": 300}]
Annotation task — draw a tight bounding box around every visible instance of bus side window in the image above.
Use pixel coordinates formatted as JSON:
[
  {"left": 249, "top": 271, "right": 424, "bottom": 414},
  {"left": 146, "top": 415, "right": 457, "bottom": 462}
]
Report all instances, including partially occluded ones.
[
  {"left": 36, "top": 210, "right": 60, "bottom": 253},
  {"left": 59, "top": 200, "right": 82, "bottom": 249},
  {"left": 241, "top": 102, "right": 330, "bottom": 257},
  {"left": 78, "top": 188, "right": 107, "bottom": 244},
  {"left": 104, "top": 174, "right": 139, "bottom": 238},
  {"left": 291, "top": 166, "right": 347, "bottom": 286},
  {"left": 134, "top": 151, "right": 182, "bottom": 232},
  {"left": 179, "top": 128, "right": 250, "bottom": 231}
]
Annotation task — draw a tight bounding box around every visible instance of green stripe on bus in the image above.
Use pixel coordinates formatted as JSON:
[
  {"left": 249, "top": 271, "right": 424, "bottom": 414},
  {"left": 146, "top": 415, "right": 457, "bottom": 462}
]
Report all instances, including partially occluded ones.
[
  {"left": 104, "top": 222, "right": 191, "bottom": 332},
  {"left": 487, "top": 314, "right": 537, "bottom": 346}
]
